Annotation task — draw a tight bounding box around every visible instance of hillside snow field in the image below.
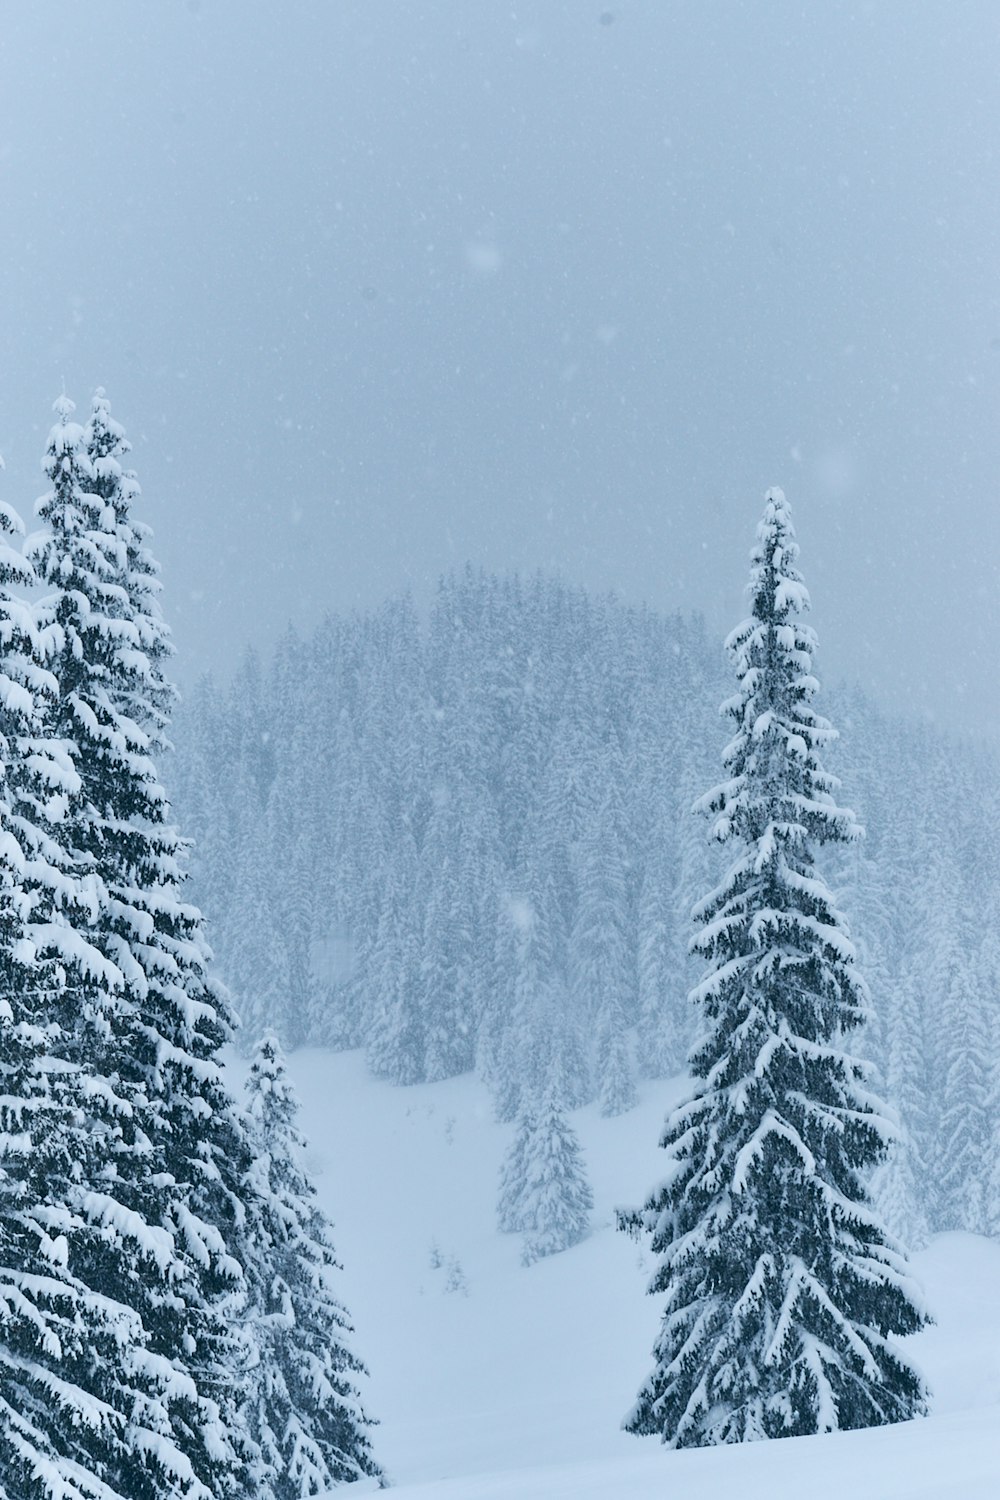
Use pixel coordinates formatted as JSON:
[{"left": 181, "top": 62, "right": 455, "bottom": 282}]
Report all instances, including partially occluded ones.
[{"left": 242, "top": 1049, "right": 1000, "bottom": 1498}]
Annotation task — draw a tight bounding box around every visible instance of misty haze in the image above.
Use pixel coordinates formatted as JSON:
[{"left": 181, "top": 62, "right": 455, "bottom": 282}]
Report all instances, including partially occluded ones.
[
  {"left": 3, "top": 2, "right": 999, "bottom": 732},
  {"left": 0, "top": 5, "right": 999, "bottom": 1499}
]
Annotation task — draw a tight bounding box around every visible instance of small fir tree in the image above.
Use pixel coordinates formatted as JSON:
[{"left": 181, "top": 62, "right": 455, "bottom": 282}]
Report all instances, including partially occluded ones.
[
  {"left": 497, "top": 1098, "right": 538, "bottom": 1235},
  {"left": 245, "top": 1034, "right": 383, "bottom": 1494},
  {"left": 621, "top": 488, "right": 928, "bottom": 1447},
  {"left": 518, "top": 1068, "right": 593, "bottom": 1265}
]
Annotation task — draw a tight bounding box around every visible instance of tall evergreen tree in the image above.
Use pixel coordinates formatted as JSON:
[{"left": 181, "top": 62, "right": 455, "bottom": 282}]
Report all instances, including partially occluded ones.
[
  {"left": 635, "top": 819, "right": 681, "bottom": 1080},
  {"left": 168, "top": 672, "right": 234, "bottom": 924},
  {"left": 419, "top": 785, "right": 478, "bottom": 1082},
  {"left": 890, "top": 838, "right": 961, "bottom": 1237},
  {"left": 327, "top": 762, "right": 386, "bottom": 1052},
  {"left": 869, "top": 956, "right": 931, "bottom": 1252},
  {"left": 22, "top": 394, "right": 259, "bottom": 1495},
  {"left": 267, "top": 708, "right": 323, "bottom": 1050},
  {"left": 573, "top": 782, "right": 636, "bottom": 1115},
  {"left": 245, "top": 1035, "right": 382, "bottom": 1495},
  {"left": 925, "top": 902, "right": 993, "bottom": 1236},
  {"left": 492, "top": 864, "right": 588, "bottom": 1121},
  {"left": 227, "top": 810, "right": 292, "bottom": 1043},
  {"left": 365, "top": 833, "right": 424, "bottom": 1084},
  {"left": 621, "top": 488, "right": 928, "bottom": 1447},
  {"left": 0, "top": 413, "right": 224, "bottom": 1498},
  {"left": 985, "top": 938, "right": 1000, "bottom": 1241}
]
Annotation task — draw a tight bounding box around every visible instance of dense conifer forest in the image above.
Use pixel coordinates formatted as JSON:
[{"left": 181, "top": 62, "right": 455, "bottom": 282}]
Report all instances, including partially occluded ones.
[{"left": 170, "top": 566, "right": 1000, "bottom": 1256}]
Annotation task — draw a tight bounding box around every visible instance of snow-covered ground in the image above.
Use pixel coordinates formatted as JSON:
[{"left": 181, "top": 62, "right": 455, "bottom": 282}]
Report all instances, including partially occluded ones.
[{"left": 240, "top": 1049, "right": 1000, "bottom": 1498}]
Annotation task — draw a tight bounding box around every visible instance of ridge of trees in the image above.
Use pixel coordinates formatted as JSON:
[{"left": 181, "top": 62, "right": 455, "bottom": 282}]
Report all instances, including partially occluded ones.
[{"left": 171, "top": 570, "right": 1000, "bottom": 1247}]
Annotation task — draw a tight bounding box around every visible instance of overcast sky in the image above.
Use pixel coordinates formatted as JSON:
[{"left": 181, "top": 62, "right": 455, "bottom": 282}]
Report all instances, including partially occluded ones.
[{"left": 2, "top": 2, "right": 999, "bottom": 735}]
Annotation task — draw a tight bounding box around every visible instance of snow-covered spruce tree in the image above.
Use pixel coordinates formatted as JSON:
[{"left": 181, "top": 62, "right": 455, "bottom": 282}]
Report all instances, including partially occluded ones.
[
  {"left": 517, "top": 1066, "right": 593, "bottom": 1266},
  {"left": 928, "top": 915, "right": 992, "bottom": 1236},
  {"left": 620, "top": 488, "right": 928, "bottom": 1447},
  {"left": 24, "top": 395, "right": 259, "bottom": 1495},
  {"left": 635, "top": 815, "right": 684, "bottom": 1080},
  {"left": 492, "top": 863, "right": 588, "bottom": 1122},
  {"left": 0, "top": 439, "right": 229, "bottom": 1497},
  {"left": 227, "top": 808, "right": 292, "bottom": 1043},
  {"left": 245, "top": 1034, "right": 382, "bottom": 1495},
  {"left": 497, "top": 1097, "right": 538, "bottom": 1235},
  {"left": 568, "top": 777, "right": 636, "bottom": 1116},
  {"left": 365, "top": 832, "right": 424, "bottom": 1084},
  {"left": 167, "top": 671, "right": 243, "bottom": 944},
  {"left": 978, "top": 924, "right": 1000, "bottom": 1238},
  {"left": 869, "top": 952, "right": 931, "bottom": 1251},
  {"left": 419, "top": 786, "right": 478, "bottom": 1082}
]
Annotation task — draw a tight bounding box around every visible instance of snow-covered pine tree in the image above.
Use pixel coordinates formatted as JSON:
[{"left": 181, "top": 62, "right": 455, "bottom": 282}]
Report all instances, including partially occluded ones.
[
  {"left": 419, "top": 784, "right": 478, "bottom": 1082},
  {"left": 168, "top": 671, "right": 235, "bottom": 923},
  {"left": 986, "top": 981, "right": 1000, "bottom": 1239},
  {"left": 497, "top": 1098, "right": 538, "bottom": 1234},
  {"left": 517, "top": 1066, "right": 593, "bottom": 1265},
  {"left": 635, "top": 815, "right": 683, "bottom": 1080},
  {"left": 621, "top": 488, "right": 928, "bottom": 1447},
  {"left": 228, "top": 646, "right": 276, "bottom": 810},
  {"left": 24, "top": 394, "right": 259, "bottom": 1495},
  {"left": 0, "top": 425, "right": 228, "bottom": 1498},
  {"left": 849, "top": 751, "right": 929, "bottom": 1246},
  {"left": 934, "top": 940, "right": 991, "bottom": 1235},
  {"left": 476, "top": 881, "right": 521, "bottom": 1106},
  {"left": 492, "top": 863, "right": 588, "bottom": 1122},
  {"left": 869, "top": 951, "right": 931, "bottom": 1251},
  {"left": 245, "top": 1034, "right": 382, "bottom": 1495},
  {"left": 365, "top": 829, "right": 424, "bottom": 1084},
  {"left": 324, "top": 760, "right": 385, "bottom": 1052},
  {"left": 266, "top": 703, "right": 322, "bottom": 1049},
  {"left": 976, "top": 917, "right": 1000, "bottom": 1239},
  {"left": 573, "top": 781, "right": 636, "bottom": 1116},
  {"left": 227, "top": 809, "right": 292, "bottom": 1042}
]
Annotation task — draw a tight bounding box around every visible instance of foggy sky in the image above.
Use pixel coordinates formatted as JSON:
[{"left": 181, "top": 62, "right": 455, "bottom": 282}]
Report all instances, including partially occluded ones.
[{"left": 2, "top": 2, "right": 999, "bottom": 736}]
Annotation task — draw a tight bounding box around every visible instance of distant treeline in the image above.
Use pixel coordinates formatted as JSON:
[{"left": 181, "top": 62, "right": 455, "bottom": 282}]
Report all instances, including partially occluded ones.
[{"left": 169, "top": 568, "right": 1000, "bottom": 1246}]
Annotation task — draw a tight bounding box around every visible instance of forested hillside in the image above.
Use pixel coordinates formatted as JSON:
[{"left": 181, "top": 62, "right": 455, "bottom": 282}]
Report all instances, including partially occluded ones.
[{"left": 169, "top": 569, "right": 1000, "bottom": 1250}]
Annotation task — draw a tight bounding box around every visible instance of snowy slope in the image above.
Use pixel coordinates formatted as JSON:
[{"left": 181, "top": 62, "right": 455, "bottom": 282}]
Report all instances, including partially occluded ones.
[{"left": 233, "top": 1050, "right": 1000, "bottom": 1497}]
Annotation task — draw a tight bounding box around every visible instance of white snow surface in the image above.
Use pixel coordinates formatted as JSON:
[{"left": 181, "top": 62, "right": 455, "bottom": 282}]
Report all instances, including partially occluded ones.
[{"left": 226, "top": 1049, "right": 1000, "bottom": 1499}]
